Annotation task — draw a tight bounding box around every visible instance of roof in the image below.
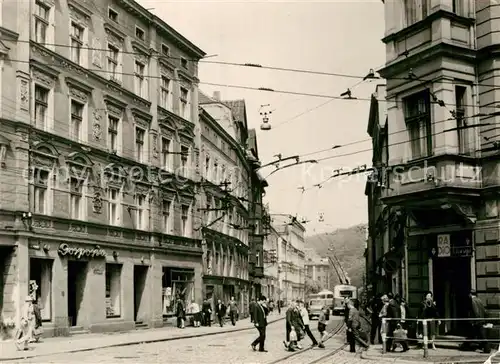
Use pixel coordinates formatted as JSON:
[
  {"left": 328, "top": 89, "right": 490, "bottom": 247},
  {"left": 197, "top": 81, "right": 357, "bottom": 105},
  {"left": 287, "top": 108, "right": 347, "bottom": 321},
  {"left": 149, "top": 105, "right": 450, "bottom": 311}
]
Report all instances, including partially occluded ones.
[
  {"left": 224, "top": 100, "right": 248, "bottom": 130},
  {"left": 247, "top": 129, "right": 258, "bottom": 157},
  {"left": 198, "top": 91, "right": 217, "bottom": 105}
]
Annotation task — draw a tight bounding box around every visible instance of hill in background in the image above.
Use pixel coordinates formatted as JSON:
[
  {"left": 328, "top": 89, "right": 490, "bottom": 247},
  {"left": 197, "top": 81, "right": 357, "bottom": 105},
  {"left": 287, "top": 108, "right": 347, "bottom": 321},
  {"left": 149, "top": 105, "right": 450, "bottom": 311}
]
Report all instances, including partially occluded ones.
[{"left": 305, "top": 223, "right": 367, "bottom": 288}]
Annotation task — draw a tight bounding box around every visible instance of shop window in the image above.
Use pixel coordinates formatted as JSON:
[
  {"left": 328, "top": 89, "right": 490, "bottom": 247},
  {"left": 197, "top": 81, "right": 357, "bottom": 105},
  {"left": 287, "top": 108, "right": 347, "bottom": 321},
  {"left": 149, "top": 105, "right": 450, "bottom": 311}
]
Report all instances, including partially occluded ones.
[
  {"left": 105, "top": 263, "right": 122, "bottom": 318},
  {"left": 29, "top": 258, "right": 53, "bottom": 321},
  {"left": 162, "top": 267, "right": 194, "bottom": 316}
]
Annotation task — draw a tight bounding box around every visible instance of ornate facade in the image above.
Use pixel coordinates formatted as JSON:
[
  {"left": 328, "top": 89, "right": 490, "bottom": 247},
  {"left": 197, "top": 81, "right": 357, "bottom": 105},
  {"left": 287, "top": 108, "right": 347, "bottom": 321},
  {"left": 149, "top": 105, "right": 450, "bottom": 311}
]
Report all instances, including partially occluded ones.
[{"left": 0, "top": 0, "right": 206, "bottom": 337}]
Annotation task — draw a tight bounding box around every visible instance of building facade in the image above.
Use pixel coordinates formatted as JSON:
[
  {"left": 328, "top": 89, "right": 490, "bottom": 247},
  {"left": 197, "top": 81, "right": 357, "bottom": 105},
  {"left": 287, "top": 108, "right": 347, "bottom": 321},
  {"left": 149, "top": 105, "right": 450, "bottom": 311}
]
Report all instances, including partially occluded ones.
[
  {"left": 0, "top": 0, "right": 207, "bottom": 338},
  {"left": 276, "top": 219, "right": 306, "bottom": 302},
  {"left": 377, "top": 0, "right": 500, "bottom": 335},
  {"left": 197, "top": 91, "right": 252, "bottom": 317},
  {"left": 305, "top": 257, "right": 331, "bottom": 291},
  {"left": 262, "top": 224, "right": 279, "bottom": 301}
]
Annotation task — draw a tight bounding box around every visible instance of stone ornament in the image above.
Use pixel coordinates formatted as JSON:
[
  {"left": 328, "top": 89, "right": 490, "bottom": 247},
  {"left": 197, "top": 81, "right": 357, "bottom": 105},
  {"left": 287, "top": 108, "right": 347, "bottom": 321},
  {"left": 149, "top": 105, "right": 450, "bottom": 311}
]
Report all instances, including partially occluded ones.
[
  {"left": 92, "top": 188, "right": 103, "bottom": 214},
  {"left": 92, "top": 110, "right": 102, "bottom": 141},
  {"left": 20, "top": 79, "right": 29, "bottom": 111},
  {"left": 152, "top": 135, "right": 158, "bottom": 159},
  {"left": 92, "top": 38, "right": 102, "bottom": 68}
]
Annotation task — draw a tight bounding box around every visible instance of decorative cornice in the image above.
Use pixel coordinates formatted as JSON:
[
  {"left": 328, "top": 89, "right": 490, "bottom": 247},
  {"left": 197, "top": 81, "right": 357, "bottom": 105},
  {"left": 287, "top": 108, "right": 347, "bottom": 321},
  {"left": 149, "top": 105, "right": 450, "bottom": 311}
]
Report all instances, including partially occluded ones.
[
  {"left": 0, "top": 26, "right": 19, "bottom": 41},
  {"left": 130, "top": 107, "right": 152, "bottom": 123},
  {"left": 178, "top": 69, "right": 195, "bottom": 84},
  {"left": 67, "top": 0, "right": 93, "bottom": 18},
  {"left": 65, "top": 76, "right": 93, "bottom": 94},
  {"left": 104, "top": 94, "right": 127, "bottom": 111},
  {"left": 104, "top": 23, "right": 126, "bottom": 42},
  {"left": 30, "top": 59, "right": 60, "bottom": 79},
  {"left": 159, "top": 58, "right": 176, "bottom": 74},
  {"left": 131, "top": 40, "right": 150, "bottom": 57}
]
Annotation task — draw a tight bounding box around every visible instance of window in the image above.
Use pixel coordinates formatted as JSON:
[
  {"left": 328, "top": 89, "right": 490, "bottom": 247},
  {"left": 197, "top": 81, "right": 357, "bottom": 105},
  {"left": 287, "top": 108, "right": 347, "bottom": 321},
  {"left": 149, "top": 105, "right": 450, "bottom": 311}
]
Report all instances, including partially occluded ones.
[
  {"left": 161, "top": 44, "right": 170, "bottom": 56},
  {"left": 180, "top": 145, "right": 189, "bottom": 176},
  {"left": 134, "top": 61, "right": 145, "bottom": 97},
  {"left": 70, "top": 177, "right": 83, "bottom": 219},
  {"left": 33, "top": 168, "right": 49, "bottom": 214},
  {"left": 108, "top": 187, "right": 120, "bottom": 226},
  {"left": 180, "top": 57, "right": 188, "bottom": 69},
  {"left": 34, "top": 85, "right": 49, "bottom": 130},
  {"left": 135, "top": 194, "right": 146, "bottom": 230},
  {"left": 213, "top": 161, "right": 218, "bottom": 184},
  {"left": 107, "top": 115, "right": 119, "bottom": 153},
  {"left": 135, "top": 26, "right": 145, "bottom": 40},
  {"left": 256, "top": 250, "right": 261, "bottom": 266},
  {"left": 205, "top": 155, "right": 210, "bottom": 179},
  {"left": 107, "top": 44, "right": 119, "bottom": 80},
  {"left": 160, "top": 76, "right": 170, "bottom": 109},
  {"left": 34, "top": 1, "right": 49, "bottom": 44},
  {"left": 70, "top": 22, "right": 84, "bottom": 64},
  {"left": 403, "top": 0, "right": 428, "bottom": 26},
  {"left": 105, "top": 264, "right": 121, "bottom": 318},
  {"left": 404, "top": 90, "right": 432, "bottom": 160},
  {"left": 181, "top": 205, "right": 189, "bottom": 237},
  {"left": 161, "top": 137, "right": 172, "bottom": 171},
  {"left": 180, "top": 87, "right": 189, "bottom": 119},
  {"left": 162, "top": 199, "right": 171, "bottom": 233},
  {"left": 108, "top": 7, "right": 118, "bottom": 22},
  {"left": 29, "top": 258, "right": 53, "bottom": 321},
  {"left": 455, "top": 86, "right": 468, "bottom": 154},
  {"left": 70, "top": 100, "right": 84, "bottom": 141},
  {"left": 135, "top": 127, "right": 145, "bottom": 163},
  {"left": 452, "top": 0, "right": 467, "bottom": 16}
]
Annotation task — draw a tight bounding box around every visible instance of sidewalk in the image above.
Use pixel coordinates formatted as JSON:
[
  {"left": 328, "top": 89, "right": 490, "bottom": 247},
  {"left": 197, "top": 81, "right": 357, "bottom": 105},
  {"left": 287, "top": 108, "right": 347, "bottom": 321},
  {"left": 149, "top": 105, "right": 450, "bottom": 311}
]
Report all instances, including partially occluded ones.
[
  {"left": 361, "top": 344, "right": 495, "bottom": 364},
  {"left": 0, "top": 313, "right": 285, "bottom": 361}
]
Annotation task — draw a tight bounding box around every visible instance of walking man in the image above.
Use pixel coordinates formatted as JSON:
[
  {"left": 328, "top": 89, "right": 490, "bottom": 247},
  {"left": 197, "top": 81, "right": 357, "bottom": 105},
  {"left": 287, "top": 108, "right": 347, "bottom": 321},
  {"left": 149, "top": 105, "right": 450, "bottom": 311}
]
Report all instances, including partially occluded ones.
[
  {"left": 229, "top": 296, "right": 238, "bottom": 326},
  {"left": 251, "top": 295, "right": 269, "bottom": 352},
  {"left": 298, "top": 300, "right": 320, "bottom": 348},
  {"left": 202, "top": 298, "right": 212, "bottom": 326},
  {"left": 215, "top": 299, "right": 226, "bottom": 327},
  {"left": 249, "top": 298, "right": 256, "bottom": 323}
]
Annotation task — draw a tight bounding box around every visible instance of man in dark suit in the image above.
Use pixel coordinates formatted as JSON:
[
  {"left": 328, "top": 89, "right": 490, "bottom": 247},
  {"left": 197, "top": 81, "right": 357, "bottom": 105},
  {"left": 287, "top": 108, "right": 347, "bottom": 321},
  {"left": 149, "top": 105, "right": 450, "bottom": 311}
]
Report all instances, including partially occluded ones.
[
  {"left": 215, "top": 299, "right": 226, "bottom": 327},
  {"left": 251, "top": 295, "right": 269, "bottom": 352}
]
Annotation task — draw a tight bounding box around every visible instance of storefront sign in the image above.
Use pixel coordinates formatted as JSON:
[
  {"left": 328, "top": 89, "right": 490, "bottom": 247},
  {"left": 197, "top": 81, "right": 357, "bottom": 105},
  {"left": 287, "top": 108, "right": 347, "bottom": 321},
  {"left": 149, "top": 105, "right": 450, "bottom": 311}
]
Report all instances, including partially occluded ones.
[
  {"left": 58, "top": 243, "right": 106, "bottom": 259},
  {"left": 451, "top": 245, "right": 473, "bottom": 257},
  {"left": 437, "top": 234, "right": 451, "bottom": 257}
]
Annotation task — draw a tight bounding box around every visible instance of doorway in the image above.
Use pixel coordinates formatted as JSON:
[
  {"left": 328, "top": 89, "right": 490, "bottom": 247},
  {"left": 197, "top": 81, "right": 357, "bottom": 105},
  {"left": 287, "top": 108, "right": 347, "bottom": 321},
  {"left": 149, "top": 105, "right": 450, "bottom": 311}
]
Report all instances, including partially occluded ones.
[
  {"left": 433, "top": 257, "right": 471, "bottom": 336},
  {"left": 67, "top": 260, "right": 88, "bottom": 327},
  {"left": 133, "top": 265, "right": 148, "bottom": 322}
]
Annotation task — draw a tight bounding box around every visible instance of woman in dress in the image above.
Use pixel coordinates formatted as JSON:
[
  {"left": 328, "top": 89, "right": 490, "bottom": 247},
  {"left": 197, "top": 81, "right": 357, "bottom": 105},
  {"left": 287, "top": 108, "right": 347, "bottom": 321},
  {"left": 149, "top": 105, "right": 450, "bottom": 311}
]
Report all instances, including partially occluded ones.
[
  {"left": 419, "top": 291, "right": 440, "bottom": 349},
  {"left": 15, "top": 296, "right": 35, "bottom": 351}
]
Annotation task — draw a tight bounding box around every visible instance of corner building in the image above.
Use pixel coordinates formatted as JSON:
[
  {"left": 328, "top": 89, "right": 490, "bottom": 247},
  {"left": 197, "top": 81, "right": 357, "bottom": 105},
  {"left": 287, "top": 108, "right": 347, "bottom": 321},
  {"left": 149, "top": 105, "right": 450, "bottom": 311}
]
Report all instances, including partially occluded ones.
[
  {"left": 378, "top": 0, "right": 500, "bottom": 336},
  {"left": 0, "top": 0, "right": 207, "bottom": 337}
]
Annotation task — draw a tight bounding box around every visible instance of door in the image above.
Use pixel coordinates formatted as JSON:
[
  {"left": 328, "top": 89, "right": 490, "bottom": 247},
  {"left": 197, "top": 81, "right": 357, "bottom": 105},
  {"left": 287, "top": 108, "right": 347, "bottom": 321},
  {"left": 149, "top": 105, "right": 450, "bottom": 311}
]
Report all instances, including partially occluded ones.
[
  {"left": 133, "top": 265, "right": 148, "bottom": 322},
  {"left": 433, "top": 257, "right": 471, "bottom": 335},
  {"left": 67, "top": 261, "right": 87, "bottom": 327}
]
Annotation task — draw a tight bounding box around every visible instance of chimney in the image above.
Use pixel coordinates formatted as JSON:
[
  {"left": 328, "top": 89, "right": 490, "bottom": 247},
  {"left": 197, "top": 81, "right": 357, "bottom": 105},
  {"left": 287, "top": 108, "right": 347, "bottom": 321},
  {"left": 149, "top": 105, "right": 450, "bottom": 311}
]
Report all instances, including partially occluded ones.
[{"left": 213, "top": 91, "right": 221, "bottom": 101}]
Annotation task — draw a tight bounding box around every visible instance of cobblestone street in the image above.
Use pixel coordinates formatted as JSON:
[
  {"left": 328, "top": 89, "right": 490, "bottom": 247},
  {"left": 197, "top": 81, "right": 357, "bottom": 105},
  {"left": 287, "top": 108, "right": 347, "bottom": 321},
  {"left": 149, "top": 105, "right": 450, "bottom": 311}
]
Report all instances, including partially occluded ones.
[{"left": 6, "top": 318, "right": 378, "bottom": 364}]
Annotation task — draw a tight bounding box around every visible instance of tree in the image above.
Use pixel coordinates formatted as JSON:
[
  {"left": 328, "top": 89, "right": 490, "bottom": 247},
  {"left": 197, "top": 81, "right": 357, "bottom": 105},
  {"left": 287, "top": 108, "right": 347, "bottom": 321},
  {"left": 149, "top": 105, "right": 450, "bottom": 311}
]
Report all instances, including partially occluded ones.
[{"left": 305, "top": 278, "right": 322, "bottom": 296}]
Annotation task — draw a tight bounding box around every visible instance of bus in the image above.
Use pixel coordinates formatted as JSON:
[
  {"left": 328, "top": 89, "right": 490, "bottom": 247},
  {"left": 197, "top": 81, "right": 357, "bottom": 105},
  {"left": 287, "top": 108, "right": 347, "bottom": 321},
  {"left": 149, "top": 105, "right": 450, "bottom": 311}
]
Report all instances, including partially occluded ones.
[{"left": 332, "top": 285, "right": 358, "bottom": 315}]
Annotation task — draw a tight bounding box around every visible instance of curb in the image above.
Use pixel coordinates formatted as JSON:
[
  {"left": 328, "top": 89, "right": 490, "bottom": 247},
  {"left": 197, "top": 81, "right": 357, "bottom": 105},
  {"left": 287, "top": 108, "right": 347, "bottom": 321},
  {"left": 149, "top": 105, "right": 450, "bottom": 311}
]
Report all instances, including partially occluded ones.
[
  {"left": 360, "top": 350, "right": 488, "bottom": 364},
  {"left": 0, "top": 317, "right": 285, "bottom": 361}
]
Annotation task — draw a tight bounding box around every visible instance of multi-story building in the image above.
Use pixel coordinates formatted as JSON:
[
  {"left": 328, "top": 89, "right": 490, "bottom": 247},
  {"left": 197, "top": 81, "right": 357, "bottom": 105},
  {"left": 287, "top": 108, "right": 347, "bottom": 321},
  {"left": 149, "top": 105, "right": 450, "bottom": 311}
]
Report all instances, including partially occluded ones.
[
  {"left": 365, "top": 84, "right": 392, "bottom": 298},
  {"left": 377, "top": 0, "right": 500, "bottom": 335},
  {"left": 0, "top": 0, "right": 206, "bottom": 338},
  {"left": 305, "top": 257, "right": 331, "bottom": 291},
  {"left": 197, "top": 91, "right": 252, "bottom": 316},
  {"left": 262, "top": 224, "right": 279, "bottom": 301},
  {"left": 276, "top": 218, "right": 306, "bottom": 302}
]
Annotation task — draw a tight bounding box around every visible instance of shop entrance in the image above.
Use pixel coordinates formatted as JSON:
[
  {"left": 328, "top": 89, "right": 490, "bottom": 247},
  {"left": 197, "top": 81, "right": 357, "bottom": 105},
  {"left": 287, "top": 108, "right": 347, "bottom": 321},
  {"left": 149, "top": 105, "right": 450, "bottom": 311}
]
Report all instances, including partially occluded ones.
[
  {"left": 433, "top": 256, "right": 471, "bottom": 336},
  {"left": 133, "top": 265, "right": 148, "bottom": 322},
  {"left": 67, "top": 260, "right": 87, "bottom": 327}
]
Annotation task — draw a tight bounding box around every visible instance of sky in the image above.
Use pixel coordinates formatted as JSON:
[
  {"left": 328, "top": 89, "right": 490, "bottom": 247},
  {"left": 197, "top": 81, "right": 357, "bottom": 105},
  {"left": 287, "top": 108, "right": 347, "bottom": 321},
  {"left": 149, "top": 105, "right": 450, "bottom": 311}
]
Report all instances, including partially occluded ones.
[{"left": 137, "top": 0, "right": 386, "bottom": 235}]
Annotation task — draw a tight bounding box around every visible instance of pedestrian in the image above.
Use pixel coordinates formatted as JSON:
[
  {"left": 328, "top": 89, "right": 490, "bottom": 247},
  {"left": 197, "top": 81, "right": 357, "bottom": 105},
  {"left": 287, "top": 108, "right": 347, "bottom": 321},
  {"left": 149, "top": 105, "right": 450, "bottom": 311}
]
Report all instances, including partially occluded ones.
[
  {"left": 215, "top": 299, "right": 226, "bottom": 327},
  {"left": 249, "top": 298, "right": 256, "bottom": 323},
  {"left": 176, "top": 295, "right": 186, "bottom": 329},
  {"left": 461, "top": 290, "right": 490, "bottom": 353},
  {"left": 202, "top": 298, "right": 212, "bottom": 327},
  {"left": 418, "top": 291, "right": 440, "bottom": 350},
  {"left": 251, "top": 295, "right": 269, "bottom": 352},
  {"left": 31, "top": 298, "right": 43, "bottom": 342},
  {"left": 228, "top": 296, "right": 238, "bottom": 326},
  {"left": 15, "top": 296, "right": 34, "bottom": 351},
  {"left": 346, "top": 299, "right": 369, "bottom": 352},
  {"left": 391, "top": 323, "right": 409, "bottom": 352},
  {"left": 369, "top": 294, "right": 383, "bottom": 345},
  {"left": 317, "top": 306, "right": 328, "bottom": 348},
  {"left": 188, "top": 299, "right": 201, "bottom": 327},
  {"left": 298, "top": 300, "right": 320, "bottom": 347},
  {"left": 385, "top": 293, "right": 401, "bottom": 352},
  {"left": 283, "top": 300, "right": 305, "bottom": 350},
  {"left": 277, "top": 300, "right": 281, "bottom": 315}
]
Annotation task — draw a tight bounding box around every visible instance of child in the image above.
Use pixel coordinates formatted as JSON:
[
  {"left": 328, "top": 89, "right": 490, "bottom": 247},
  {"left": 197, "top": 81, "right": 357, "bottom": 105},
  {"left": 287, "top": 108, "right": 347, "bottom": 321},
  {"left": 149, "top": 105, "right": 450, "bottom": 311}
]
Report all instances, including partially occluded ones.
[
  {"left": 392, "top": 323, "right": 409, "bottom": 352},
  {"left": 316, "top": 306, "right": 328, "bottom": 348}
]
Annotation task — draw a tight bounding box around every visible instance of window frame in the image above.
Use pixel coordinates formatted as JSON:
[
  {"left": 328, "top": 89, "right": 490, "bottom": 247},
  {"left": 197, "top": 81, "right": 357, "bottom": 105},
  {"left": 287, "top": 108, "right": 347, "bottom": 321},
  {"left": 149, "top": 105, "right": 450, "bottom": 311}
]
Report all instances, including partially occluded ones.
[
  {"left": 69, "top": 176, "right": 84, "bottom": 220},
  {"left": 161, "top": 136, "right": 172, "bottom": 171},
  {"left": 34, "top": 84, "right": 50, "bottom": 131},
  {"left": 107, "top": 187, "right": 121, "bottom": 226},
  {"left": 70, "top": 21, "right": 84, "bottom": 64},
  {"left": 134, "top": 60, "right": 146, "bottom": 97},
  {"left": 33, "top": 168, "right": 50, "bottom": 214},
  {"left": 181, "top": 204, "right": 189, "bottom": 237},
  {"left": 70, "top": 99, "right": 85, "bottom": 142},
  {"left": 135, "top": 126, "right": 146, "bottom": 163},
  {"left": 34, "top": 0, "right": 50, "bottom": 44},
  {"left": 107, "top": 114, "right": 120, "bottom": 153},
  {"left": 162, "top": 199, "right": 172, "bottom": 233},
  {"left": 403, "top": 89, "right": 432, "bottom": 160},
  {"left": 108, "top": 7, "right": 118, "bottom": 22},
  {"left": 135, "top": 26, "right": 145, "bottom": 41},
  {"left": 107, "top": 43, "right": 120, "bottom": 81}
]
